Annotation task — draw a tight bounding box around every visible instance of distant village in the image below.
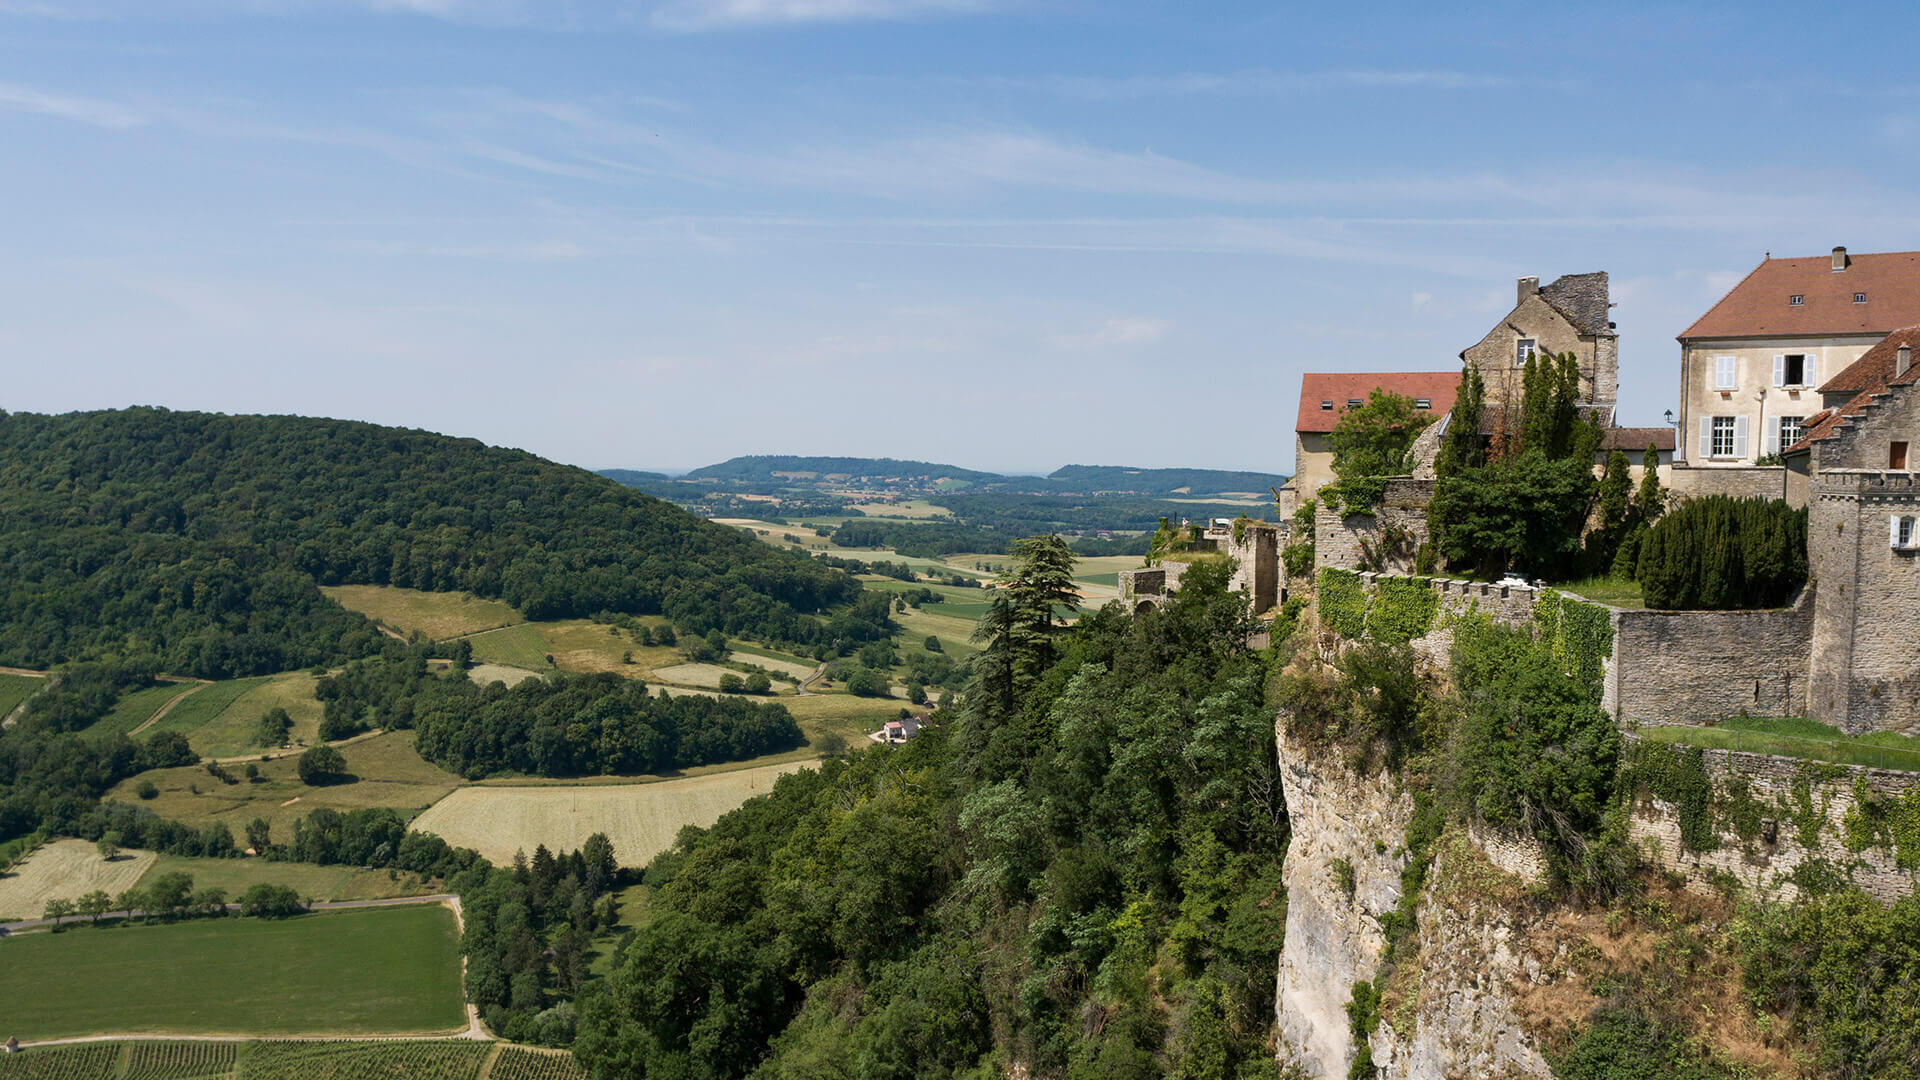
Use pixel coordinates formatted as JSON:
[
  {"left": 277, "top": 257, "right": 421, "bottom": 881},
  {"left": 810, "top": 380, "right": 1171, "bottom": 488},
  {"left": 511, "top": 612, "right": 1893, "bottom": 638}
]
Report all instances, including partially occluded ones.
[{"left": 1124, "top": 246, "right": 1920, "bottom": 737}]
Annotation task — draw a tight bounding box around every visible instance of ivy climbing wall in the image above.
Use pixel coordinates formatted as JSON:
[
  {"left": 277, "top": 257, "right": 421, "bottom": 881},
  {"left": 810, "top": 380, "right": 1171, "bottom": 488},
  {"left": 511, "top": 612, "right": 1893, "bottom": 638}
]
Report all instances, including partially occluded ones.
[
  {"left": 1312, "top": 569, "right": 1540, "bottom": 672},
  {"left": 1621, "top": 737, "right": 1920, "bottom": 904}
]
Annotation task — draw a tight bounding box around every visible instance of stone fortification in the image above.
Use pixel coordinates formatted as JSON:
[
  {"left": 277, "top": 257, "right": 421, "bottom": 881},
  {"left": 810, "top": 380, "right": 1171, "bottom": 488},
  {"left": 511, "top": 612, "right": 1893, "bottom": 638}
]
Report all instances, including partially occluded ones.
[
  {"left": 1809, "top": 469, "right": 1920, "bottom": 734},
  {"left": 1607, "top": 592, "right": 1812, "bottom": 726},
  {"left": 1667, "top": 464, "right": 1789, "bottom": 501},
  {"left": 1314, "top": 479, "right": 1435, "bottom": 576},
  {"left": 1624, "top": 737, "right": 1920, "bottom": 904}
]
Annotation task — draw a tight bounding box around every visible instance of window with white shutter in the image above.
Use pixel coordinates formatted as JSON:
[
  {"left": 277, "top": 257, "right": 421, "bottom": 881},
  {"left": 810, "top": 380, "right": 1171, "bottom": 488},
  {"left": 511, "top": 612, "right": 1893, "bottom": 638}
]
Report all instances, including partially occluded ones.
[
  {"left": 1716, "top": 356, "right": 1737, "bottom": 389},
  {"left": 1780, "top": 415, "right": 1806, "bottom": 449},
  {"left": 1699, "top": 418, "right": 1713, "bottom": 460},
  {"left": 1766, "top": 417, "right": 1781, "bottom": 456},
  {"left": 1710, "top": 416, "right": 1736, "bottom": 457},
  {"left": 1894, "top": 516, "right": 1904, "bottom": 549},
  {"left": 1773, "top": 355, "right": 1786, "bottom": 388},
  {"left": 1733, "top": 415, "right": 1750, "bottom": 459}
]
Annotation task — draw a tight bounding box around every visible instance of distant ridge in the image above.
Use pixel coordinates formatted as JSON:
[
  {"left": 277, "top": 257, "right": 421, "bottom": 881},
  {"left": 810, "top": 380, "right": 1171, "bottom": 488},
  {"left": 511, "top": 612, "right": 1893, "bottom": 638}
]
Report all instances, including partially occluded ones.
[
  {"left": 1045, "top": 464, "right": 1288, "bottom": 496},
  {"left": 685, "top": 455, "right": 998, "bottom": 483},
  {"left": 651, "top": 456, "right": 1288, "bottom": 495}
]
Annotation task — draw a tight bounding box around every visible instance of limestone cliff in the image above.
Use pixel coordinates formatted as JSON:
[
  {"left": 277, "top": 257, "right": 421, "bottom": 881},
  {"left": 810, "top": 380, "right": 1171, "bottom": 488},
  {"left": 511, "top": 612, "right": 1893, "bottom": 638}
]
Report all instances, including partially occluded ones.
[{"left": 1273, "top": 723, "right": 1553, "bottom": 1080}]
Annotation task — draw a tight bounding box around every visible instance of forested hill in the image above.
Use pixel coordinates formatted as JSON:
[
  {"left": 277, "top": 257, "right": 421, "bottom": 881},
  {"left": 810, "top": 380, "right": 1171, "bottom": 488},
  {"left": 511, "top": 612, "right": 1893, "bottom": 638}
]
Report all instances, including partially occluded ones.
[
  {"left": 1045, "top": 464, "right": 1288, "bottom": 496},
  {"left": 0, "top": 408, "right": 856, "bottom": 677},
  {"left": 685, "top": 455, "right": 1000, "bottom": 483}
]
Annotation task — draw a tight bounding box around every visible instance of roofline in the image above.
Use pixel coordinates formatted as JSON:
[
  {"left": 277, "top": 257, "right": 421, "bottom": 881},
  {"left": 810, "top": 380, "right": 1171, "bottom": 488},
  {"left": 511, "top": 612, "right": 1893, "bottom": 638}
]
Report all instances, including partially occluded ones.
[
  {"left": 1676, "top": 256, "right": 1768, "bottom": 341},
  {"left": 1679, "top": 331, "right": 1900, "bottom": 343}
]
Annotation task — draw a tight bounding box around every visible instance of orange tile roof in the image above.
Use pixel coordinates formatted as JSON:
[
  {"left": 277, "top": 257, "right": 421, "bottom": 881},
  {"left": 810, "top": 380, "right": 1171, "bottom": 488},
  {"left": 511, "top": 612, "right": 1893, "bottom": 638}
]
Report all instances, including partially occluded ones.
[
  {"left": 1785, "top": 325, "right": 1920, "bottom": 453},
  {"left": 1680, "top": 250, "right": 1920, "bottom": 340},
  {"left": 1295, "top": 371, "right": 1460, "bottom": 434}
]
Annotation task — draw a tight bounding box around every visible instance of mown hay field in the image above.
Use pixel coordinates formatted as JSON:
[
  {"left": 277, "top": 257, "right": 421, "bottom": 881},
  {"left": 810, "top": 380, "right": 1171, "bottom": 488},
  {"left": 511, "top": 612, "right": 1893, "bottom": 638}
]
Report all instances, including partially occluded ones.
[
  {"left": 410, "top": 760, "right": 813, "bottom": 867},
  {"left": 106, "top": 731, "right": 461, "bottom": 837},
  {"left": 321, "top": 585, "right": 522, "bottom": 641},
  {"left": 0, "top": 839, "right": 156, "bottom": 921},
  {"left": 0, "top": 904, "right": 465, "bottom": 1040}
]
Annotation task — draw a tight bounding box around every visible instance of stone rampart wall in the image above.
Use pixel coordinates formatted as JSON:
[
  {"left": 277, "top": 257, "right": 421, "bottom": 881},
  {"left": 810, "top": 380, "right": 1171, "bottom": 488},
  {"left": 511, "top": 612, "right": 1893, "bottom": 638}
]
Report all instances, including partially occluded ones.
[
  {"left": 1608, "top": 593, "right": 1812, "bottom": 726},
  {"left": 1337, "top": 572, "right": 1537, "bottom": 672},
  {"left": 1668, "top": 464, "right": 1789, "bottom": 501},
  {"left": 1624, "top": 738, "right": 1920, "bottom": 904},
  {"left": 1315, "top": 478, "right": 1434, "bottom": 575}
]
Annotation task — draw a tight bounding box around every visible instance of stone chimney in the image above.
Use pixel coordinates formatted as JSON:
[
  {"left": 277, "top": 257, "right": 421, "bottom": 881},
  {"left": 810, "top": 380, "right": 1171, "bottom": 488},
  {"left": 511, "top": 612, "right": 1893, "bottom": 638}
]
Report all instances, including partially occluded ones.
[
  {"left": 1898, "top": 343, "right": 1912, "bottom": 379},
  {"left": 1517, "top": 275, "right": 1539, "bottom": 306},
  {"left": 1833, "top": 246, "right": 1849, "bottom": 271}
]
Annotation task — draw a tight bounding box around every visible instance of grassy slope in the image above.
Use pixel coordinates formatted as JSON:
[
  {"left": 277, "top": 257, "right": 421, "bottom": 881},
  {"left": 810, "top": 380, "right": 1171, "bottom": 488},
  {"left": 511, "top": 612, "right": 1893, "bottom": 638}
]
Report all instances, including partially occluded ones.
[
  {"left": 81, "top": 684, "right": 198, "bottom": 740},
  {"left": 183, "top": 673, "right": 326, "bottom": 758},
  {"left": 0, "top": 672, "right": 44, "bottom": 718},
  {"left": 1643, "top": 715, "right": 1920, "bottom": 772},
  {"left": 322, "top": 585, "right": 522, "bottom": 641},
  {"left": 134, "top": 854, "right": 438, "bottom": 904},
  {"left": 0, "top": 904, "right": 465, "bottom": 1039}
]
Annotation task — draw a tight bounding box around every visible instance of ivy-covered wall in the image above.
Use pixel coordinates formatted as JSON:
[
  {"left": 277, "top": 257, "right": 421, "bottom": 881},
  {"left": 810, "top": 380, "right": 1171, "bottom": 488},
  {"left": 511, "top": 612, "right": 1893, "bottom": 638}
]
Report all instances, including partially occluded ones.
[{"left": 1621, "top": 737, "right": 1920, "bottom": 904}]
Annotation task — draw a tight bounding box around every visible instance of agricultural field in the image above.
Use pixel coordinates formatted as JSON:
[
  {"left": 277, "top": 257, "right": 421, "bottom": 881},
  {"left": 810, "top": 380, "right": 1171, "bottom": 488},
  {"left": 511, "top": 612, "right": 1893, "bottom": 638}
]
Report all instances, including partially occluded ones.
[
  {"left": 0, "top": 1040, "right": 548, "bottom": 1080},
  {"left": 0, "top": 903, "right": 466, "bottom": 1039},
  {"left": 321, "top": 585, "right": 521, "bottom": 641},
  {"left": 0, "top": 670, "right": 46, "bottom": 720},
  {"left": 487, "top": 1046, "right": 589, "bottom": 1080},
  {"left": 143, "top": 677, "right": 271, "bottom": 745},
  {"left": 844, "top": 498, "right": 950, "bottom": 519},
  {"left": 181, "top": 673, "right": 328, "bottom": 759},
  {"left": 465, "top": 663, "right": 541, "bottom": 688},
  {"left": 134, "top": 854, "right": 436, "bottom": 904},
  {"left": 83, "top": 684, "right": 201, "bottom": 741},
  {"left": 410, "top": 760, "right": 814, "bottom": 866},
  {"left": 106, "top": 731, "right": 462, "bottom": 838},
  {"left": 0, "top": 839, "right": 156, "bottom": 921}
]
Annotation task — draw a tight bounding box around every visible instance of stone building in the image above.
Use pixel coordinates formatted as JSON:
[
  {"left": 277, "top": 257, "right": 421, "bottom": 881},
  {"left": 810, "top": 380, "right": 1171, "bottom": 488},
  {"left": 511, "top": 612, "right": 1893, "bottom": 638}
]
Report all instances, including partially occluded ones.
[
  {"left": 1782, "top": 326, "right": 1920, "bottom": 733},
  {"left": 1673, "top": 247, "right": 1920, "bottom": 495},
  {"left": 1459, "top": 271, "right": 1618, "bottom": 409},
  {"left": 1280, "top": 371, "right": 1457, "bottom": 515}
]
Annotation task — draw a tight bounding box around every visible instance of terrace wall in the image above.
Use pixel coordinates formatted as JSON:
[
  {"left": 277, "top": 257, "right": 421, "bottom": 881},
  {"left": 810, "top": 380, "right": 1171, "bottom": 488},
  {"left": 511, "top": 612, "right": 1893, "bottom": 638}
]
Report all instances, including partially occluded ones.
[{"left": 1607, "top": 592, "right": 1813, "bottom": 726}]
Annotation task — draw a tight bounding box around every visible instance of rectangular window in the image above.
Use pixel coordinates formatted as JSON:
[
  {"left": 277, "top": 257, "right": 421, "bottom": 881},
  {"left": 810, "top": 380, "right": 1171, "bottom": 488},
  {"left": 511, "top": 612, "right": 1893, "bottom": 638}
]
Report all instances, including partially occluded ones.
[
  {"left": 1779, "top": 415, "right": 1806, "bottom": 449},
  {"left": 1515, "top": 338, "right": 1536, "bottom": 367},
  {"left": 1712, "top": 416, "right": 1736, "bottom": 457},
  {"left": 1414, "top": 398, "right": 1432, "bottom": 409},
  {"left": 1790, "top": 294, "right": 1805, "bottom": 306},
  {"left": 1320, "top": 400, "right": 1334, "bottom": 410},
  {"left": 1346, "top": 398, "right": 1362, "bottom": 408},
  {"left": 1855, "top": 293, "right": 1868, "bottom": 304},
  {"left": 1902, "top": 518, "right": 1915, "bottom": 547},
  {"left": 1783, "top": 354, "right": 1807, "bottom": 385},
  {"left": 1893, "top": 442, "right": 1910, "bottom": 470},
  {"left": 1715, "top": 355, "right": 1737, "bottom": 390}
]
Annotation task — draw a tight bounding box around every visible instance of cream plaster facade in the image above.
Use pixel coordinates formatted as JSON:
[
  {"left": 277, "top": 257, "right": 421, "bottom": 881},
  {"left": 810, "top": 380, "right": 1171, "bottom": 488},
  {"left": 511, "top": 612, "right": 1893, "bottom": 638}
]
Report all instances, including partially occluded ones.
[{"left": 1676, "top": 335, "right": 1881, "bottom": 465}]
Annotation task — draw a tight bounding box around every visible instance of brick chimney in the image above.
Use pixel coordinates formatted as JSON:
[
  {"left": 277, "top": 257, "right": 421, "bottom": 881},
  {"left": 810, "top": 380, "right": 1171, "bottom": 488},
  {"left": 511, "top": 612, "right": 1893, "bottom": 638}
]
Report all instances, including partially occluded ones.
[
  {"left": 1833, "top": 246, "right": 1849, "bottom": 271},
  {"left": 1898, "top": 343, "right": 1912, "bottom": 379},
  {"left": 1517, "top": 275, "right": 1539, "bottom": 306}
]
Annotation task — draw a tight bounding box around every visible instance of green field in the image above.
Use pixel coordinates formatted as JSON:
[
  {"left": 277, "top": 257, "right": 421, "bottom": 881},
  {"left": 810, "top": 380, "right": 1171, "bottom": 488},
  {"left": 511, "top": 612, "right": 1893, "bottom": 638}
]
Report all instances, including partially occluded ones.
[
  {"left": 0, "top": 672, "right": 45, "bottom": 719},
  {"left": 184, "top": 673, "right": 327, "bottom": 759},
  {"left": 1641, "top": 715, "right": 1920, "bottom": 772},
  {"left": 82, "top": 684, "right": 199, "bottom": 740},
  {"left": 322, "top": 584, "right": 523, "bottom": 641},
  {"left": 0, "top": 1039, "right": 498, "bottom": 1079},
  {"left": 0, "top": 904, "right": 466, "bottom": 1039},
  {"left": 135, "top": 853, "right": 438, "bottom": 903},
  {"left": 146, "top": 677, "right": 271, "bottom": 740}
]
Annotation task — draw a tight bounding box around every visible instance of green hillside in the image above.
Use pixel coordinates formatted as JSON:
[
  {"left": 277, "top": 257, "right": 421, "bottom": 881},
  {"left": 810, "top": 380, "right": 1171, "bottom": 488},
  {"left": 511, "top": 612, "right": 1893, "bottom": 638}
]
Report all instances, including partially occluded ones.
[
  {"left": 685, "top": 454, "right": 1000, "bottom": 483},
  {"left": 0, "top": 408, "right": 857, "bottom": 678}
]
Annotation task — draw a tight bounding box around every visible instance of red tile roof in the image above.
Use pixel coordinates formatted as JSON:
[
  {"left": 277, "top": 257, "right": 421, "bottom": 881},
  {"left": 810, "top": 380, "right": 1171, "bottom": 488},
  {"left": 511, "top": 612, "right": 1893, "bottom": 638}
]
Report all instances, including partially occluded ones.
[
  {"left": 1785, "top": 325, "right": 1920, "bottom": 453},
  {"left": 1600, "top": 426, "right": 1677, "bottom": 453},
  {"left": 1295, "top": 371, "right": 1460, "bottom": 434},
  {"left": 1680, "top": 250, "right": 1920, "bottom": 340}
]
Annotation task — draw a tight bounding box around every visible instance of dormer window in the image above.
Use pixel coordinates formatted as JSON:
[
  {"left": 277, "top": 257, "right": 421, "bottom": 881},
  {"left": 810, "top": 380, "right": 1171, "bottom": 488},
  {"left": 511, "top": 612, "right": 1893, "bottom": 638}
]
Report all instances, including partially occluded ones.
[
  {"left": 1346, "top": 399, "right": 1362, "bottom": 409},
  {"left": 1320, "top": 400, "right": 1334, "bottom": 410},
  {"left": 1855, "top": 293, "right": 1868, "bottom": 304},
  {"left": 1515, "top": 338, "right": 1537, "bottom": 367},
  {"left": 1789, "top": 295, "right": 1804, "bottom": 306},
  {"left": 1414, "top": 398, "right": 1432, "bottom": 410}
]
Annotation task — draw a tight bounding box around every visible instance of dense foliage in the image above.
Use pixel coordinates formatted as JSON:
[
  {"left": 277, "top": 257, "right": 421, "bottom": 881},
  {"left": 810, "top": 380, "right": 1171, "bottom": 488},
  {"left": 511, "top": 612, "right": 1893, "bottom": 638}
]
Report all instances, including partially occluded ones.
[
  {"left": 1637, "top": 495, "right": 1807, "bottom": 610},
  {"left": 1321, "top": 389, "right": 1435, "bottom": 514},
  {"left": 0, "top": 408, "right": 859, "bottom": 672},
  {"left": 574, "top": 550, "right": 1287, "bottom": 1079},
  {"left": 318, "top": 650, "right": 804, "bottom": 778}
]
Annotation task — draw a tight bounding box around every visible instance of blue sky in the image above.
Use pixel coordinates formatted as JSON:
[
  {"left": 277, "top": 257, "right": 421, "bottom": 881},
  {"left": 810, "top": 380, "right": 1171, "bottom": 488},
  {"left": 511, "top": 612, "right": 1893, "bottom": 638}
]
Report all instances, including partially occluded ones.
[{"left": 6, "top": 0, "right": 1920, "bottom": 474}]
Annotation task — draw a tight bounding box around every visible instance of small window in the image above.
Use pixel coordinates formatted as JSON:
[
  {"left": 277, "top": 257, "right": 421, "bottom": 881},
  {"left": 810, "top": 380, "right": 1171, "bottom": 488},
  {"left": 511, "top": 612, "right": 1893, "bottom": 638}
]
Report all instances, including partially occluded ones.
[
  {"left": 1320, "top": 400, "right": 1334, "bottom": 410},
  {"left": 1789, "top": 294, "right": 1805, "bottom": 306},
  {"left": 1515, "top": 338, "right": 1537, "bottom": 367},
  {"left": 1779, "top": 415, "right": 1806, "bottom": 448},
  {"left": 1715, "top": 355, "right": 1737, "bottom": 390},
  {"left": 1901, "top": 518, "right": 1916, "bottom": 548},
  {"left": 1414, "top": 398, "right": 1432, "bottom": 409},
  {"left": 1893, "top": 441, "right": 1910, "bottom": 470},
  {"left": 1346, "top": 399, "right": 1362, "bottom": 409},
  {"left": 1855, "top": 292, "right": 1868, "bottom": 304},
  {"left": 1712, "top": 416, "right": 1737, "bottom": 457}
]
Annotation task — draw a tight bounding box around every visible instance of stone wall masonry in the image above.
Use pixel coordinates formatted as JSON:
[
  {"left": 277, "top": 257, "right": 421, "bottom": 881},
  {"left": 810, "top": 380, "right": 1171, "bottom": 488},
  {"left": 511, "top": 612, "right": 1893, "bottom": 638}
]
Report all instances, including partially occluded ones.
[
  {"left": 1668, "top": 464, "right": 1789, "bottom": 502},
  {"left": 1336, "top": 572, "right": 1539, "bottom": 673},
  {"left": 1315, "top": 478, "right": 1435, "bottom": 575},
  {"left": 1809, "top": 468, "right": 1920, "bottom": 734},
  {"left": 1607, "top": 592, "right": 1813, "bottom": 726},
  {"left": 1624, "top": 737, "right": 1920, "bottom": 905}
]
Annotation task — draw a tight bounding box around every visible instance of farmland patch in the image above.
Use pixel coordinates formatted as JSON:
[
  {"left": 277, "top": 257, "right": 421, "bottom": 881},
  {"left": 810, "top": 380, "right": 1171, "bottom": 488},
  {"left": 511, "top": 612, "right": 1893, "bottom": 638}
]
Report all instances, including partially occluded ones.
[
  {"left": 0, "top": 839, "right": 156, "bottom": 921},
  {"left": 321, "top": 585, "right": 521, "bottom": 641}
]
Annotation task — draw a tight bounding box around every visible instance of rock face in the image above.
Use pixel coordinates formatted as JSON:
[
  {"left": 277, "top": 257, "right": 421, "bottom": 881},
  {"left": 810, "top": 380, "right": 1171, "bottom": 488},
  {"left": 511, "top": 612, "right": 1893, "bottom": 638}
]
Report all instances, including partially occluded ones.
[
  {"left": 1366, "top": 842, "right": 1553, "bottom": 1080},
  {"left": 1273, "top": 722, "right": 1552, "bottom": 1080},
  {"left": 1272, "top": 724, "right": 1413, "bottom": 1079}
]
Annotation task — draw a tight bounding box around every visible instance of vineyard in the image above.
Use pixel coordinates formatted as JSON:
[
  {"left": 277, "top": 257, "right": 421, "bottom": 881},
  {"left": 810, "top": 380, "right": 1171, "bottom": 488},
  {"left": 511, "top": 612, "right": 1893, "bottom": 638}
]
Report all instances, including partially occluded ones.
[
  {"left": 0, "top": 1040, "right": 527, "bottom": 1079},
  {"left": 487, "top": 1047, "right": 588, "bottom": 1080}
]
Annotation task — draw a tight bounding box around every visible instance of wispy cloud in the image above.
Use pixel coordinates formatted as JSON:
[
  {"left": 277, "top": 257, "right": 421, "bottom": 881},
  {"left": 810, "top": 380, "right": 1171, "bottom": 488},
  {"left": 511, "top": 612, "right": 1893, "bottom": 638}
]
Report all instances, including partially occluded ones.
[
  {"left": 647, "top": 0, "right": 988, "bottom": 31},
  {"left": 0, "top": 82, "right": 145, "bottom": 128},
  {"left": 989, "top": 68, "right": 1523, "bottom": 102}
]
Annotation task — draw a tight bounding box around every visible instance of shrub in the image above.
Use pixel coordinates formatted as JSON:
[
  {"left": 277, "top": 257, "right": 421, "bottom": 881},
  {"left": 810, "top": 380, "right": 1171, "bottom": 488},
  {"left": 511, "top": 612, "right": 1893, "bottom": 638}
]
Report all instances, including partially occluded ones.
[
  {"left": 844, "top": 667, "right": 891, "bottom": 698},
  {"left": 1638, "top": 495, "right": 1807, "bottom": 610},
  {"left": 296, "top": 744, "right": 348, "bottom": 785},
  {"left": 717, "top": 673, "right": 745, "bottom": 694},
  {"left": 744, "top": 673, "right": 772, "bottom": 695},
  {"left": 1317, "top": 568, "right": 1367, "bottom": 639},
  {"left": 136, "top": 779, "right": 160, "bottom": 800}
]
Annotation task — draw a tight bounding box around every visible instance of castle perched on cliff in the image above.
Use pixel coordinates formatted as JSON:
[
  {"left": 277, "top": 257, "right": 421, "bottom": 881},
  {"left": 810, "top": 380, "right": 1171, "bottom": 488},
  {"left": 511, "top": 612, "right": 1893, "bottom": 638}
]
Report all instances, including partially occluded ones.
[{"left": 1122, "top": 248, "right": 1920, "bottom": 737}]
